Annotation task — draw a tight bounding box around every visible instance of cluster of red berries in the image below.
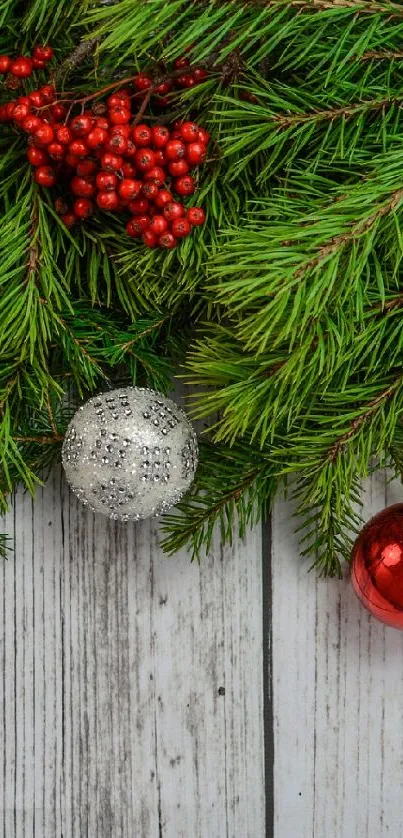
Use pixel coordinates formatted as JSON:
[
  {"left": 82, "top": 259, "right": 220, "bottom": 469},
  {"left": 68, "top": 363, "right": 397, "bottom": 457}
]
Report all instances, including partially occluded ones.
[
  {"left": 0, "top": 44, "right": 54, "bottom": 78},
  {"left": 131, "top": 56, "right": 208, "bottom": 109},
  {"left": 0, "top": 59, "right": 210, "bottom": 249}
]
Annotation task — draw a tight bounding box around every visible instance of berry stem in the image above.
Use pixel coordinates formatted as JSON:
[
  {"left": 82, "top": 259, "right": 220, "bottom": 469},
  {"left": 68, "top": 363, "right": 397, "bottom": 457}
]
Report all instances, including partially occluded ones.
[{"left": 58, "top": 63, "right": 215, "bottom": 109}]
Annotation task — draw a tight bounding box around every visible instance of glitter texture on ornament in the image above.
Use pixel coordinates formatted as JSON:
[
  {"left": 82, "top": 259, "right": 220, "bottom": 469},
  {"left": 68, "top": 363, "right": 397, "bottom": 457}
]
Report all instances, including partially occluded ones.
[{"left": 62, "top": 387, "right": 198, "bottom": 521}]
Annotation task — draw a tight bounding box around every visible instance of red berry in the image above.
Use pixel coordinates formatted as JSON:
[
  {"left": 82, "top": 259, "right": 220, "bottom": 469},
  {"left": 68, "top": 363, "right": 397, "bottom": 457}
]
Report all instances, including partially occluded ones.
[
  {"left": 133, "top": 74, "right": 152, "bottom": 91},
  {"left": 76, "top": 159, "right": 98, "bottom": 177},
  {"left": 68, "top": 139, "right": 88, "bottom": 158},
  {"left": 176, "top": 73, "right": 192, "bottom": 88},
  {"left": 48, "top": 142, "right": 65, "bottom": 161},
  {"left": 32, "top": 58, "right": 46, "bottom": 70},
  {"left": 55, "top": 125, "right": 72, "bottom": 145},
  {"left": 34, "top": 165, "right": 56, "bottom": 187},
  {"left": 193, "top": 67, "right": 208, "bottom": 82},
  {"left": 144, "top": 165, "right": 166, "bottom": 184},
  {"left": 141, "top": 181, "right": 159, "bottom": 200},
  {"left": 51, "top": 103, "right": 67, "bottom": 121},
  {"left": 86, "top": 127, "right": 108, "bottom": 149},
  {"left": 0, "top": 56, "right": 11, "bottom": 74},
  {"left": 71, "top": 176, "right": 95, "bottom": 197},
  {"left": 135, "top": 148, "right": 156, "bottom": 172},
  {"left": 132, "top": 124, "right": 153, "bottom": 146},
  {"left": 95, "top": 117, "right": 110, "bottom": 131},
  {"left": 70, "top": 114, "right": 93, "bottom": 137},
  {"left": 5, "top": 102, "right": 16, "bottom": 120},
  {"left": 105, "top": 133, "right": 127, "bottom": 154},
  {"left": 125, "top": 138, "right": 137, "bottom": 158},
  {"left": 163, "top": 201, "right": 184, "bottom": 221},
  {"left": 153, "top": 150, "right": 166, "bottom": 166},
  {"left": 159, "top": 231, "right": 177, "bottom": 248},
  {"left": 128, "top": 198, "right": 149, "bottom": 214},
  {"left": 121, "top": 161, "right": 137, "bottom": 178},
  {"left": 183, "top": 74, "right": 197, "bottom": 89},
  {"left": 61, "top": 212, "right": 77, "bottom": 229},
  {"left": 126, "top": 215, "right": 150, "bottom": 237},
  {"left": 171, "top": 217, "right": 191, "bottom": 238},
  {"left": 12, "top": 102, "right": 31, "bottom": 122},
  {"left": 10, "top": 57, "right": 33, "bottom": 78},
  {"left": 73, "top": 198, "right": 94, "bottom": 218},
  {"left": 185, "top": 141, "right": 206, "bottom": 165},
  {"left": 142, "top": 230, "right": 158, "bottom": 248},
  {"left": 96, "top": 171, "right": 118, "bottom": 192},
  {"left": 28, "top": 90, "right": 45, "bottom": 108},
  {"left": 173, "top": 56, "right": 190, "bottom": 70},
  {"left": 100, "top": 152, "right": 123, "bottom": 171},
  {"left": 154, "top": 189, "right": 173, "bottom": 209},
  {"left": 22, "top": 114, "right": 42, "bottom": 133},
  {"left": 149, "top": 215, "right": 168, "bottom": 236},
  {"left": 179, "top": 121, "right": 200, "bottom": 142},
  {"left": 65, "top": 152, "right": 80, "bottom": 168},
  {"left": 111, "top": 124, "right": 131, "bottom": 138},
  {"left": 33, "top": 45, "right": 54, "bottom": 62},
  {"left": 96, "top": 191, "right": 120, "bottom": 211},
  {"left": 153, "top": 81, "right": 172, "bottom": 96},
  {"left": 174, "top": 175, "right": 196, "bottom": 196},
  {"left": 165, "top": 139, "right": 186, "bottom": 161},
  {"left": 109, "top": 106, "right": 131, "bottom": 125},
  {"left": 151, "top": 124, "right": 169, "bottom": 148},
  {"left": 154, "top": 95, "right": 171, "bottom": 109},
  {"left": 187, "top": 206, "right": 206, "bottom": 226},
  {"left": 168, "top": 160, "right": 189, "bottom": 177},
  {"left": 34, "top": 122, "right": 54, "bottom": 146},
  {"left": 118, "top": 178, "right": 142, "bottom": 200},
  {"left": 107, "top": 91, "right": 131, "bottom": 108},
  {"left": 27, "top": 146, "right": 49, "bottom": 166},
  {"left": 39, "top": 85, "right": 56, "bottom": 104}
]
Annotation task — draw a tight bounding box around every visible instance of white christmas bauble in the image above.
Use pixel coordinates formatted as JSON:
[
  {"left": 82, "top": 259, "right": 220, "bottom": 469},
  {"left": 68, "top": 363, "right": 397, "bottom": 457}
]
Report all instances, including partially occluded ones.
[{"left": 62, "top": 387, "right": 198, "bottom": 521}]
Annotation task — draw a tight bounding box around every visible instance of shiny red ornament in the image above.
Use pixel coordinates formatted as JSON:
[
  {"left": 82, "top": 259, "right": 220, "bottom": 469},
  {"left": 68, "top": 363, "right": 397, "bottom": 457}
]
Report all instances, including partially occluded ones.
[{"left": 351, "top": 504, "right": 403, "bottom": 629}]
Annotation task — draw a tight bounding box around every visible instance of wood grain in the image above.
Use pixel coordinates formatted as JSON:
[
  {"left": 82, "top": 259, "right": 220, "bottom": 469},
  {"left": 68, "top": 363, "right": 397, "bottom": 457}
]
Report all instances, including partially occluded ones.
[
  {"left": 272, "top": 471, "right": 403, "bottom": 838},
  {"left": 0, "top": 467, "right": 265, "bottom": 838}
]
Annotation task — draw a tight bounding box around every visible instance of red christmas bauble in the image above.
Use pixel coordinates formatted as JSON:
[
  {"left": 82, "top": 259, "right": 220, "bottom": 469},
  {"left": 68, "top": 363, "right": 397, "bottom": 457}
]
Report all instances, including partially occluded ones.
[{"left": 351, "top": 504, "right": 403, "bottom": 629}]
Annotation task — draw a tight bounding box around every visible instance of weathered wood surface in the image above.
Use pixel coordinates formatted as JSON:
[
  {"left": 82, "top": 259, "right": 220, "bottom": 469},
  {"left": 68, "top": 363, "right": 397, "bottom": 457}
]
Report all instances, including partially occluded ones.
[
  {"left": 0, "top": 467, "right": 265, "bottom": 838},
  {"left": 272, "top": 471, "right": 403, "bottom": 838}
]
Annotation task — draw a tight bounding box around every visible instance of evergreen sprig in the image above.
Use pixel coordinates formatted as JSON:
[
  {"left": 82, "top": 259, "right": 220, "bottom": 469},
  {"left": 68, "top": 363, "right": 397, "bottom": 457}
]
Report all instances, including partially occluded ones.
[{"left": 3, "top": 0, "right": 403, "bottom": 575}]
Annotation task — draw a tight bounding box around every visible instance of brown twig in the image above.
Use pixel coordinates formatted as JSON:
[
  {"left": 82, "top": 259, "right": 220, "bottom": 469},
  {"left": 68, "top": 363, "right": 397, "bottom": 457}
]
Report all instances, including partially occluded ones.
[
  {"left": 266, "top": 0, "right": 403, "bottom": 16},
  {"left": 295, "top": 187, "right": 403, "bottom": 278},
  {"left": 272, "top": 96, "right": 402, "bottom": 129},
  {"left": 361, "top": 50, "right": 403, "bottom": 62},
  {"left": 328, "top": 376, "right": 403, "bottom": 461},
  {"left": 13, "top": 434, "right": 64, "bottom": 444},
  {"left": 45, "top": 391, "right": 58, "bottom": 437},
  {"left": 25, "top": 200, "right": 39, "bottom": 284},
  {"left": 52, "top": 37, "right": 101, "bottom": 86}
]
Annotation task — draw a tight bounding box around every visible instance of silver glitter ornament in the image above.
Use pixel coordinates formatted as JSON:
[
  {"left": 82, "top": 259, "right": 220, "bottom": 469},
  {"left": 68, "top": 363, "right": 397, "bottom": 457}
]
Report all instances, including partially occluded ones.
[{"left": 62, "top": 387, "right": 198, "bottom": 522}]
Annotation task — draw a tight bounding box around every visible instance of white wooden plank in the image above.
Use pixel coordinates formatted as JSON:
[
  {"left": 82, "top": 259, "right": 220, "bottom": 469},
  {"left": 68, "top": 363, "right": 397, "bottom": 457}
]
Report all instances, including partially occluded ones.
[
  {"left": 0, "top": 467, "right": 265, "bottom": 837},
  {"left": 272, "top": 471, "right": 403, "bottom": 838}
]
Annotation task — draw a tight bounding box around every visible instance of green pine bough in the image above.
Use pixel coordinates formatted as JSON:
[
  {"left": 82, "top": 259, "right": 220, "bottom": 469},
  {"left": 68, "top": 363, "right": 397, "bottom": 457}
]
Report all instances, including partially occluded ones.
[{"left": 2, "top": 0, "right": 403, "bottom": 575}]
